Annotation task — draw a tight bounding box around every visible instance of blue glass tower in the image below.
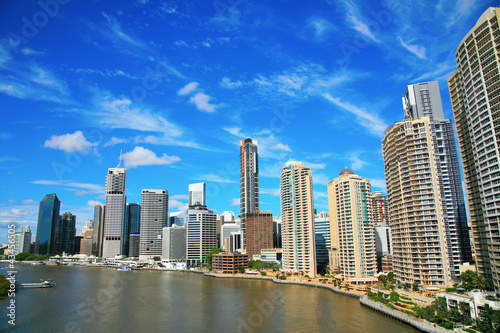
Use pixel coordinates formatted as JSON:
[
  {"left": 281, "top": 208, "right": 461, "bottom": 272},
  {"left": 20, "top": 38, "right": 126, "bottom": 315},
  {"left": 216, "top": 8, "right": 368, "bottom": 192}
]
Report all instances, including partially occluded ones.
[
  {"left": 35, "top": 193, "right": 61, "bottom": 255},
  {"left": 124, "top": 203, "right": 140, "bottom": 256}
]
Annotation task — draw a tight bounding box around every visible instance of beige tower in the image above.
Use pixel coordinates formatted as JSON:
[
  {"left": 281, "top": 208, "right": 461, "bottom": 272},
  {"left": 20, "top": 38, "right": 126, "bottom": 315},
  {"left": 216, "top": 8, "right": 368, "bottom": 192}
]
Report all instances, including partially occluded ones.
[
  {"left": 327, "top": 168, "right": 376, "bottom": 282},
  {"left": 280, "top": 160, "right": 316, "bottom": 277},
  {"left": 383, "top": 117, "right": 453, "bottom": 289},
  {"left": 448, "top": 7, "right": 500, "bottom": 291}
]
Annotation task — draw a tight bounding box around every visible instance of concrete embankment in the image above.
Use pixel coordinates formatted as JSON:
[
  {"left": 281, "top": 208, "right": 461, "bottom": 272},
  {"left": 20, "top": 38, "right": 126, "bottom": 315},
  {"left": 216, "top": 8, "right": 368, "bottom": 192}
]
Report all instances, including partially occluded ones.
[{"left": 205, "top": 272, "right": 449, "bottom": 333}]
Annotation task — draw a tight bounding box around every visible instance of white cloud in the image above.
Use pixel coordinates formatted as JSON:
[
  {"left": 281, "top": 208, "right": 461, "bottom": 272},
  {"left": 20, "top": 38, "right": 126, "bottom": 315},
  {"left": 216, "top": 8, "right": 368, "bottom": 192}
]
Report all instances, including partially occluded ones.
[
  {"left": 134, "top": 135, "right": 203, "bottom": 150},
  {"left": 197, "top": 174, "right": 237, "bottom": 183},
  {"left": 122, "top": 146, "right": 181, "bottom": 168},
  {"left": 313, "top": 173, "right": 331, "bottom": 185},
  {"left": 398, "top": 37, "right": 426, "bottom": 59},
  {"left": 99, "top": 97, "right": 183, "bottom": 135},
  {"left": 322, "top": 93, "right": 388, "bottom": 137},
  {"left": 346, "top": 151, "right": 368, "bottom": 170},
  {"left": 31, "top": 180, "right": 105, "bottom": 195},
  {"left": 370, "top": 178, "right": 386, "bottom": 191},
  {"left": 103, "top": 137, "right": 128, "bottom": 147},
  {"left": 270, "top": 143, "right": 292, "bottom": 152},
  {"left": 220, "top": 77, "right": 243, "bottom": 89},
  {"left": 260, "top": 188, "right": 280, "bottom": 197},
  {"left": 21, "top": 199, "right": 37, "bottom": 205},
  {"left": 8, "top": 199, "right": 16, "bottom": 203},
  {"left": 44, "top": 131, "right": 97, "bottom": 153},
  {"left": 169, "top": 200, "right": 188, "bottom": 211},
  {"left": 170, "top": 194, "right": 189, "bottom": 200},
  {"left": 303, "top": 161, "right": 326, "bottom": 170},
  {"left": 178, "top": 82, "right": 199, "bottom": 95},
  {"left": 87, "top": 200, "right": 103, "bottom": 207},
  {"left": 223, "top": 127, "right": 291, "bottom": 160},
  {"left": 0, "top": 209, "right": 29, "bottom": 217},
  {"left": 230, "top": 198, "right": 240, "bottom": 206},
  {"left": 343, "top": 1, "right": 379, "bottom": 42},
  {"left": 190, "top": 92, "right": 217, "bottom": 112}
]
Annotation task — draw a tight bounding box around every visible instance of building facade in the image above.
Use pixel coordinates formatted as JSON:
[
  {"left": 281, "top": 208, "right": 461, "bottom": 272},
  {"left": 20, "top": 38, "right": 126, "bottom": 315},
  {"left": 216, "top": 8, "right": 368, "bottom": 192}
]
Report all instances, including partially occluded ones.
[
  {"left": 102, "top": 166, "right": 127, "bottom": 258},
  {"left": 162, "top": 225, "right": 186, "bottom": 261},
  {"left": 139, "top": 189, "right": 168, "bottom": 261},
  {"left": 55, "top": 212, "right": 76, "bottom": 255},
  {"left": 92, "top": 204, "right": 105, "bottom": 257},
  {"left": 280, "top": 160, "right": 316, "bottom": 277},
  {"left": 212, "top": 253, "right": 249, "bottom": 274},
  {"left": 35, "top": 193, "right": 61, "bottom": 255},
  {"left": 383, "top": 117, "right": 453, "bottom": 288},
  {"left": 405, "top": 81, "right": 472, "bottom": 278},
  {"left": 240, "top": 138, "right": 260, "bottom": 253},
  {"left": 188, "top": 182, "right": 206, "bottom": 207},
  {"left": 221, "top": 223, "right": 240, "bottom": 251},
  {"left": 245, "top": 211, "right": 273, "bottom": 259},
  {"left": 124, "top": 203, "right": 140, "bottom": 257},
  {"left": 314, "top": 211, "right": 331, "bottom": 269},
  {"left": 13, "top": 226, "right": 32, "bottom": 256},
  {"left": 328, "top": 168, "right": 376, "bottom": 281},
  {"left": 185, "top": 206, "right": 217, "bottom": 266},
  {"left": 448, "top": 7, "right": 500, "bottom": 290},
  {"left": 372, "top": 192, "right": 392, "bottom": 272}
]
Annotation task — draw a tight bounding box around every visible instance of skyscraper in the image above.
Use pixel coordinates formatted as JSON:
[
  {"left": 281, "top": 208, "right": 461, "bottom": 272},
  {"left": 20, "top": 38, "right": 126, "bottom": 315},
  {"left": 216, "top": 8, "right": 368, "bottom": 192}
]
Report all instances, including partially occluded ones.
[
  {"left": 240, "top": 138, "right": 260, "bottom": 253},
  {"left": 55, "top": 212, "right": 76, "bottom": 255},
  {"left": 383, "top": 117, "right": 453, "bottom": 288},
  {"left": 102, "top": 164, "right": 127, "bottom": 258},
  {"left": 245, "top": 211, "right": 273, "bottom": 259},
  {"left": 328, "top": 168, "right": 376, "bottom": 281},
  {"left": 35, "top": 193, "right": 61, "bottom": 255},
  {"left": 314, "top": 211, "right": 330, "bottom": 270},
  {"left": 92, "top": 204, "right": 105, "bottom": 257},
  {"left": 139, "top": 190, "right": 168, "bottom": 261},
  {"left": 188, "top": 182, "right": 206, "bottom": 207},
  {"left": 280, "top": 160, "right": 316, "bottom": 277},
  {"left": 372, "top": 192, "right": 392, "bottom": 272},
  {"left": 13, "top": 226, "right": 32, "bottom": 256},
  {"left": 124, "top": 203, "right": 141, "bottom": 257},
  {"left": 185, "top": 205, "right": 217, "bottom": 266},
  {"left": 404, "top": 82, "right": 471, "bottom": 278},
  {"left": 448, "top": 7, "right": 500, "bottom": 290},
  {"left": 162, "top": 225, "right": 186, "bottom": 261}
]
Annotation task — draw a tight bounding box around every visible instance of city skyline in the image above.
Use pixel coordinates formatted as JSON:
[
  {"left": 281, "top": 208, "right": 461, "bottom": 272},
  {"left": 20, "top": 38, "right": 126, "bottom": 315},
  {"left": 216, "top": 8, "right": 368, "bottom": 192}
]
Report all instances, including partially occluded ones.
[{"left": 0, "top": 1, "right": 496, "bottom": 244}]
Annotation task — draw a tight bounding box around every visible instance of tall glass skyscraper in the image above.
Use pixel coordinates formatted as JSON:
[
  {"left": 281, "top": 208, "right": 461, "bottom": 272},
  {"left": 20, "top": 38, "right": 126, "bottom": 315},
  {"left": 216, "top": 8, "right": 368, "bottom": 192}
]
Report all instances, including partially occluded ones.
[
  {"left": 240, "top": 138, "right": 260, "bottom": 253},
  {"left": 92, "top": 204, "right": 105, "bottom": 257},
  {"left": 102, "top": 165, "right": 127, "bottom": 258},
  {"left": 280, "top": 160, "right": 316, "bottom": 277},
  {"left": 55, "top": 212, "right": 76, "bottom": 254},
  {"left": 35, "top": 193, "right": 61, "bottom": 255},
  {"left": 124, "top": 203, "right": 141, "bottom": 257},
  {"left": 314, "top": 211, "right": 330, "bottom": 269},
  {"left": 448, "top": 7, "right": 500, "bottom": 290}
]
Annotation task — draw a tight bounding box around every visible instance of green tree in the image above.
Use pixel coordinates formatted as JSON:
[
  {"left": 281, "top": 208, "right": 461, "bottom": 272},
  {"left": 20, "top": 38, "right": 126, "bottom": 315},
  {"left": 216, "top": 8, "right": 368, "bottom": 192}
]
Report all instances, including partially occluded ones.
[
  {"left": 205, "top": 248, "right": 224, "bottom": 271},
  {"left": 459, "top": 270, "right": 489, "bottom": 291},
  {"left": 0, "top": 275, "right": 10, "bottom": 297},
  {"left": 379, "top": 275, "right": 388, "bottom": 289},
  {"left": 389, "top": 291, "right": 400, "bottom": 302},
  {"left": 152, "top": 256, "right": 161, "bottom": 262},
  {"left": 237, "top": 265, "right": 245, "bottom": 274}
]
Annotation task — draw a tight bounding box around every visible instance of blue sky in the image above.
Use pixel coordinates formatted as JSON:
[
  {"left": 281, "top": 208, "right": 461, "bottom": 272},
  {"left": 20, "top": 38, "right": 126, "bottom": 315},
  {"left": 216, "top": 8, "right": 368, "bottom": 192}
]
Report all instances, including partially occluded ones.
[{"left": 0, "top": 0, "right": 495, "bottom": 244}]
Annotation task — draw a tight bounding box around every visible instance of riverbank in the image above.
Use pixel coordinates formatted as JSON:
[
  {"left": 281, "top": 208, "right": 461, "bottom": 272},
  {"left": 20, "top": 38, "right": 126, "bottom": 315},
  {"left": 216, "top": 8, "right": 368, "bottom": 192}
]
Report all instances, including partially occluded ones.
[{"left": 204, "top": 271, "right": 449, "bottom": 333}]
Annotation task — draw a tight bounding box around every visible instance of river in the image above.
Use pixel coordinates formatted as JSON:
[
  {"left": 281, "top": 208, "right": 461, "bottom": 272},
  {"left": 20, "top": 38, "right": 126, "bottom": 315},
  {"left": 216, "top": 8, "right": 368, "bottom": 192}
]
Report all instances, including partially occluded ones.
[{"left": 0, "top": 263, "right": 417, "bottom": 332}]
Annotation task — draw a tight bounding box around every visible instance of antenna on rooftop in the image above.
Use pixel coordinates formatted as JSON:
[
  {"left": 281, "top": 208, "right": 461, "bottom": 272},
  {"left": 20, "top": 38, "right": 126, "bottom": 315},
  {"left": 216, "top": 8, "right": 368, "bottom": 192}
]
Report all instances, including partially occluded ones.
[{"left": 117, "top": 149, "right": 123, "bottom": 168}]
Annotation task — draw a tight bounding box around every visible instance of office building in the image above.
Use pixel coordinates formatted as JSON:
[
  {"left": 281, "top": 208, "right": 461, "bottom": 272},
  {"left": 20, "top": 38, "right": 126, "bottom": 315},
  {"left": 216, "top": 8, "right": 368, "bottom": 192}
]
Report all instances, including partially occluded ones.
[
  {"left": 328, "top": 168, "right": 376, "bottom": 281},
  {"left": 221, "top": 223, "right": 240, "bottom": 251},
  {"left": 280, "top": 160, "right": 316, "bottom": 277},
  {"left": 314, "top": 211, "right": 330, "bottom": 269},
  {"left": 55, "top": 212, "right": 76, "bottom": 254},
  {"left": 245, "top": 211, "right": 273, "bottom": 259},
  {"left": 185, "top": 205, "right": 217, "bottom": 266},
  {"left": 129, "top": 234, "right": 140, "bottom": 257},
  {"left": 92, "top": 204, "right": 105, "bottom": 257},
  {"left": 13, "top": 226, "right": 32, "bottom": 256},
  {"left": 79, "top": 227, "right": 93, "bottom": 255},
  {"left": 212, "top": 253, "right": 249, "bottom": 274},
  {"left": 383, "top": 117, "right": 453, "bottom": 288},
  {"left": 240, "top": 138, "right": 260, "bottom": 252},
  {"left": 35, "top": 193, "right": 61, "bottom": 255},
  {"left": 162, "top": 225, "right": 186, "bottom": 261},
  {"left": 273, "top": 217, "right": 282, "bottom": 249},
  {"left": 124, "top": 203, "right": 140, "bottom": 257},
  {"left": 169, "top": 211, "right": 185, "bottom": 227},
  {"left": 221, "top": 211, "right": 235, "bottom": 223},
  {"left": 405, "top": 81, "right": 471, "bottom": 278},
  {"left": 102, "top": 164, "right": 127, "bottom": 258},
  {"left": 448, "top": 7, "right": 500, "bottom": 290},
  {"left": 189, "top": 182, "right": 206, "bottom": 207},
  {"left": 139, "top": 189, "right": 168, "bottom": 261},
  {"left": 229, "top": 231, "right": 242, "bottom": 253}
]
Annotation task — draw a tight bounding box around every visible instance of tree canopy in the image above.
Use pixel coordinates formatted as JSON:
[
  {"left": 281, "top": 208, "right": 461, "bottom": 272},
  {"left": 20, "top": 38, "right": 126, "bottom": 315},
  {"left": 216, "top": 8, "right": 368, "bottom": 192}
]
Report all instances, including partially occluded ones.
[{"left": 459, "top": 270, "right": 489, "bottom": 291}]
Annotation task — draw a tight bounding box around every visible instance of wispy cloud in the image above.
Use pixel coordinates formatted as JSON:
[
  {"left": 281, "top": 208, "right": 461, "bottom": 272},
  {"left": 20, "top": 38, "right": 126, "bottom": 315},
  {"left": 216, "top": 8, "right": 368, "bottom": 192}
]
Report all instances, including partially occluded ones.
[
  {"left": 370, "top": 178, "right": 386, "bottom": 191},
  {"left": 74, "top": 68, "right": 138, "bottom": 79},
  {"left": 322, "top": 93, "right": 388, "bottom": 137},
  {"left": 230, "top": 198, "right": 240, "bottom": 206},
  {"left": 398, "top": 37, "right": 426, "bottom": 59},
  {"left": 190, "top": 92, "right": 218, "bottom": 112},
  {"left": 220, "top": 77, "right": 243, "bottom": 89},
  {"left": 103, "top": 137, "right": 128, "bottom": 147},
  {"left": 122, "top": 146, "right": 181, "bottom": 168},
  {"left": 100, "top": 12, "right": 148, "bottom": 50},
  {"left": 31, "top": 180, "right": 104, "bottom": 196},
  {"left": 261, "top": 188, "right": 280, "bottom": 197},
  {"left": 223, "top": 127, "right": 291, "bottom": 160},
  {"left": 342, "top": 0, "right": 379, "bottom": 42},
  {"left": 178, "top": 82, "right": 199, "bottom": 95},
  {"left": 346, "top": 151, "right": 368, "bottom": 170},
  {"left": 196, "top": 174, "right": 237, "bottom": 183}
]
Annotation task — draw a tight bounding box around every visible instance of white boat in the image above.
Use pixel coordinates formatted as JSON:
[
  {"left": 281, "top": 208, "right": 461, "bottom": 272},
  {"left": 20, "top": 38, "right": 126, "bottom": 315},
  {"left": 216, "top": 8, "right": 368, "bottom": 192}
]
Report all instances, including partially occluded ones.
[{"left": 117, "top": 267, "right": 131, "bottom": 271}]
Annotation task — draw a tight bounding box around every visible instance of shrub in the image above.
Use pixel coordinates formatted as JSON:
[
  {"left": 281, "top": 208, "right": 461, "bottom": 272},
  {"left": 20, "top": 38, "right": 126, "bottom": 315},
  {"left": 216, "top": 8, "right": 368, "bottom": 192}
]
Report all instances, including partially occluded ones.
[{"left": 260, "top": 271, "right": 267, "bottom": 276}]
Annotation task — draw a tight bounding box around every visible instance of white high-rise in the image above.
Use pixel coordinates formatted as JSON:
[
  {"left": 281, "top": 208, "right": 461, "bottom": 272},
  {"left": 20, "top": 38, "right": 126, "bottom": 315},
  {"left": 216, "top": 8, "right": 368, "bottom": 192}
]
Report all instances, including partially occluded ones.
[
  {"left": 13, "top": 226, "right": 32, "bottom": 256},
  {"left": 139, "top": 189, "right": 168, "bottom": 261},
  {"left": 188, "top": 182, "right": 205, "bottom": 207},
  {"left": 185, "top": 206, "right": 217, "bottom": 266},
  {"left": 102, "top": 165, "right": 126, "bottom": 258}
]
